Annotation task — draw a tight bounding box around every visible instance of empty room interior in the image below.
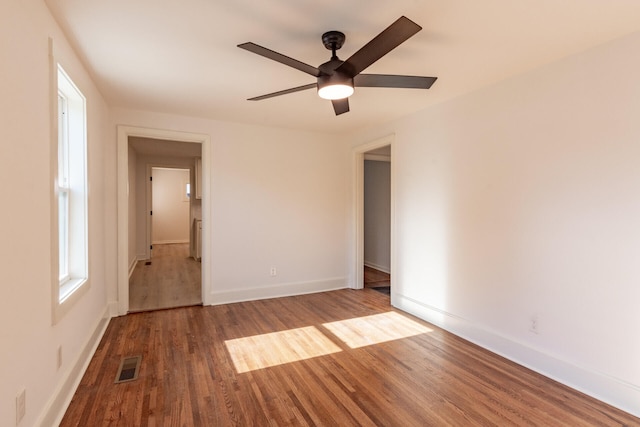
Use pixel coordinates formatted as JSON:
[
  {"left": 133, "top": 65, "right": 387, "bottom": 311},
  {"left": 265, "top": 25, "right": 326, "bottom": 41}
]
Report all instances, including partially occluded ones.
[{"left": 2, "top": 1, "right": 640, "bottom": 425}]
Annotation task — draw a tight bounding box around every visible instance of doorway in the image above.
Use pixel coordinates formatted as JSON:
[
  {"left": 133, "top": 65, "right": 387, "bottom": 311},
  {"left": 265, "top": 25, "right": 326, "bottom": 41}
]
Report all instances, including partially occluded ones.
[
  {"left": 353, "top": 135, "right": 394, "bottom": 299},
  {"left": 128, "top": 165, "right": 201, "bottom": 312},
  {"left": 116, "top": 126, "right": 211, "bottom": 315},
  {"left": 363, "top": 146, "right": 391, "bottom": 296}
]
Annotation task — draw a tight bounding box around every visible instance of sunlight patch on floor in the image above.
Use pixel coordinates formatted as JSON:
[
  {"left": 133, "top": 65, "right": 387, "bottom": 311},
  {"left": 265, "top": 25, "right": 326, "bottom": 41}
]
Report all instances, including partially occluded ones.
[
  {"left": 323, "top": 311, "right": 433, "bottom": 349},
  {"left": 225, "top": 326, "right": 342, "bottom": 373}
]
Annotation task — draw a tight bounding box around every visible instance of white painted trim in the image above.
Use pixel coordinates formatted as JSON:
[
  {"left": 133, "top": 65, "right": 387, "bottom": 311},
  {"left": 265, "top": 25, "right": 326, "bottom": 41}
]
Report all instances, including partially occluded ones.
[
  {"left": 35, "top": 306, "right": 111, "bottom": 427},
  {"left": 48, "top": 38, "right": 59, "bottom": 324},
  {"left": 117, "top": 126, "right": 212, "bottom": 315},
  {"left": 363, "top": 153, "right": 391, "bottom": 162},
  {"left": 352, "top": 135, "right": 395, "bottom": 290},
  {"left": 108, "top": 301, "right": 120, "bottom": 318},
  {"left": 363, "top": 262, "right": 390, "bottom": 275},
  {"left": 128, "top": 257, "right": 138, "bottom": 280},
  {"left": 394, "top": 293, "right": 640, "bottom": 419},
  {"left": 211, "top": 277, "right": 347, "bottom": 305},
  {"left": 146, "top": 163, "right": 152, "bottom": 260}
]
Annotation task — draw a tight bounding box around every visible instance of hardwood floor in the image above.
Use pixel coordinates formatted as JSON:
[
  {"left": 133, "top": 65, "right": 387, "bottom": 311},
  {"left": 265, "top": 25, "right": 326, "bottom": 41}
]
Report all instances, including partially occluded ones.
[
  {"left": 364, "top": 265, "right": 390, "bottom": 289},
  {"left": 129, "top": 243, "right": 201, "bottom": 312},
  {"left": 61, "top": 289, "right": 638, "bottom": 426}
]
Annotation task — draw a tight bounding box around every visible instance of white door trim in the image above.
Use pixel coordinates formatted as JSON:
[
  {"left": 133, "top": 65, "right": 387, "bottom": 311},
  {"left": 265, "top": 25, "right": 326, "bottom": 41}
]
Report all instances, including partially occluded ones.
[
  {"left": 116, "top": 126, "right": 212, "bottom": 315},
  {"left": 352, "top": 134, "right": 395, "bottom": 292}
]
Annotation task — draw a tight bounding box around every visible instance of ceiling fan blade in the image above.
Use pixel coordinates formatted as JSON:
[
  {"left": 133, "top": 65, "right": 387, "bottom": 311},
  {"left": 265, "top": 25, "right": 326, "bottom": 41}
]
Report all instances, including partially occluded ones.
[
  {"left": 355, "top": 74, "right": 437, "bottom": 89},
  {"left": 248, "top": 83, "right": 317, "bottom": 101},
  {"left": 238, "top": 42, "right": 321, "bottom": 77},
  {"left": 336, "top": 16, "right": 421, "bottom": 77},
  {"left": 331, "top": 98, "right": 350, "bottom": 115}
]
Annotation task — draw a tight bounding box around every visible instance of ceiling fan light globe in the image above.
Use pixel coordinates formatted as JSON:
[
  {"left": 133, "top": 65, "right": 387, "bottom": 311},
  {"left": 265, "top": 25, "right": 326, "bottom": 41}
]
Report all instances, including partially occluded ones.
[
  {"left": 318, "top": 84, "right": 354, "bottom": 100},
  {"left": 317, "top": 72, "right": 354, "bottom": 100}
]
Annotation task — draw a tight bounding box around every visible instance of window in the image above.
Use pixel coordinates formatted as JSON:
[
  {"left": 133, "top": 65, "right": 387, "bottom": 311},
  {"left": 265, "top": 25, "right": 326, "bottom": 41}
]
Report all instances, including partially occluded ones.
[
  {"left": 55, "top": 65, "right": 88, "bottom": 305},
  {"left": 58, "top": 94, "right": 70, "bottom": 282}
]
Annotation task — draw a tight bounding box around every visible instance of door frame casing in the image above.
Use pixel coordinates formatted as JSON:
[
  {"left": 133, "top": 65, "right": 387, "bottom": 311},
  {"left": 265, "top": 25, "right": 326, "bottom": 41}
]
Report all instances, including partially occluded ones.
[
  {"left": 352, "top": 134, "right": 395, "bottom": 296},
  {"left": 116, "top": 126, "right": 211, "bottom": 315}
]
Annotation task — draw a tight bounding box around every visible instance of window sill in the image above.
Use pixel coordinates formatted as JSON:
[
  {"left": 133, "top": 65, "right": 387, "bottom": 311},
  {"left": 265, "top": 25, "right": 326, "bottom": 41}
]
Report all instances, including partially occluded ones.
[{"left": 59, "top": 277, "right": 87, "bottom": 303}]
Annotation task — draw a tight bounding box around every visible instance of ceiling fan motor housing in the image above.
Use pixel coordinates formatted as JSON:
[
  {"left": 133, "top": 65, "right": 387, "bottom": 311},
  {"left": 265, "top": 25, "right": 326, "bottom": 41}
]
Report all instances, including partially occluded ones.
[
  {"left": 318, "top": 60, "right": 351, "bottom": 83},
  {"left": 319, "top": 58, "right": 345, "bottom": 75},
  {"left": 317, "top": 57, "right": 354, "bottom": 99}
]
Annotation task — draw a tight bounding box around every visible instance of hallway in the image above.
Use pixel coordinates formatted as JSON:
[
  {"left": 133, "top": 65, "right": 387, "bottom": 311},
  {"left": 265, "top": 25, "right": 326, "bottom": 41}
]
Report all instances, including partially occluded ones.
[{"left": 129, "top": 243, "right": 201, "bottom": 312}]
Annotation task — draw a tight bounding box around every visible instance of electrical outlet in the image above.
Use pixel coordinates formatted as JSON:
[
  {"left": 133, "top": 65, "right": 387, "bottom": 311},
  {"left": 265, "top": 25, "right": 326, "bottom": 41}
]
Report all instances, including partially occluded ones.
[
  {"left": 57, "top": 346, "right": 63, "bottom": 370},
  {"left": 16, "top": 389, "right": 26, "bottom": 425},
  {"left": 270, "top": 267, "right": 277, "bottom": 276},
  {"left": 530, "top": 315, "right": 539, "bottom": 334}
]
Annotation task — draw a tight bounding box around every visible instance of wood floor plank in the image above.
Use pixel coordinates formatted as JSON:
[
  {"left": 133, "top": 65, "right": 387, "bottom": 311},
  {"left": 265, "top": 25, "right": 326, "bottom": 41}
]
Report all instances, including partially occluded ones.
[
  {"left": 129, "top": 243, "right": 201, "bottom": 312},
  {"left": 61, "top": 289, "right": 639, "bottom": 426},
  {"left": 364, "top": 266, "right": 390, "bottom": 289}
]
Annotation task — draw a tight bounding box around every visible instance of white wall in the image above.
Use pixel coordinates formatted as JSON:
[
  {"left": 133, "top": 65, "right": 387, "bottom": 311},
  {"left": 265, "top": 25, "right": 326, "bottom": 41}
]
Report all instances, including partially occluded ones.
[
  {"left": 0, "top": 1, "right": 112, "bottom": 426},
  {"left": 112, "top": 109, "right": 350, "bottom": 305},
  {"left": 151, "top": 168, "right": 190, "bottom": 244},
  {"left": 364, "top": 160, "right": 391, "bottom": 272},
  {"left": 348, "top": 31, "right": 640, "bottom": 416}
]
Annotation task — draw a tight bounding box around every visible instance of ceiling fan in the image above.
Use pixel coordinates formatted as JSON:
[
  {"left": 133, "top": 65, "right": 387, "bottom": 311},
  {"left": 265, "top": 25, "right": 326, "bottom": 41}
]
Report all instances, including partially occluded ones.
[{"left": 238, "top": 16, "right": 437, "bottom": 116}]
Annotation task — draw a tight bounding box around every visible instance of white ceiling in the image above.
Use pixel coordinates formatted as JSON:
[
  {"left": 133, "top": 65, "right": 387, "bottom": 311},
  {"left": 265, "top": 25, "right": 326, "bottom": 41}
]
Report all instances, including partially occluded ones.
[{"left": 45, "top": 0, "right": 640, "bottom": 134}]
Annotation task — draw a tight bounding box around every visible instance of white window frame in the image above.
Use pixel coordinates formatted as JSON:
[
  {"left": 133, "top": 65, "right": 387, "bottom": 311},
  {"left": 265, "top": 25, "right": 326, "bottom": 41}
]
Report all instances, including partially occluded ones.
[
  {"left": 58, "top": 93, "right": 70, "bottom": 283},
  {"left": 51, "top": 59, "right": 89, "bottom": 323}
]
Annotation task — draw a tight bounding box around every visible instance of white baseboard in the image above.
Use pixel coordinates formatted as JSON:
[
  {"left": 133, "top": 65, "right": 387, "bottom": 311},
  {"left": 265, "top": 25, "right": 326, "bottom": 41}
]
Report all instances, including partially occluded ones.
[
  {"left": 108, "top": 301, "right": 120, "bottom": 318},
  {"left": 364, "top": 262, "right": 390, "bottom": 274},
  {"left": 152, "top": 239, "right": 189, "bottom": 245},
  {"left": 35, "top": 306, "right": 111, "bottom": 427},
  {"left": 394, "top": 293, "right": 640, "bottom": 419},
  {"left": 210, "top": 277, "right": 347, "bottom": 305}
]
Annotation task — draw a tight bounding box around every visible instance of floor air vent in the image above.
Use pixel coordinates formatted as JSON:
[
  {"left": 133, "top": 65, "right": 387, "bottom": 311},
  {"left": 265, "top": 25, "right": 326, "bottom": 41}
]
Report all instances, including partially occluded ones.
[{"left": 115, "top": 356, "right": 141, "bottom": 383}]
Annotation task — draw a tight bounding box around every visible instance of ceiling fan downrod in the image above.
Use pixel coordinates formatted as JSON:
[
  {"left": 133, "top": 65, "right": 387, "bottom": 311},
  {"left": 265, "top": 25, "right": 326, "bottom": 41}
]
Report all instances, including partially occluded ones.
[{"left": 322, "top": 31, "right": 346, "bottom": 60}]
